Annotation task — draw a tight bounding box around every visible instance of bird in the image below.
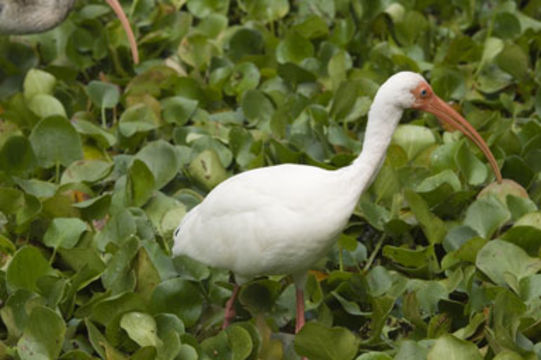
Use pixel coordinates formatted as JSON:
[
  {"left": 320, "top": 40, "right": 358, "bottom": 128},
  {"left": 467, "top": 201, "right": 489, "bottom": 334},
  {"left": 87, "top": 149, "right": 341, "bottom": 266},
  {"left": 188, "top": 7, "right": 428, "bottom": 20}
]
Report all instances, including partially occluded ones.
[
  {"left": 0, "top": 0, "right": 139, "bottom": 63},
  {"left": 172, "top": 71, "right": 503, "bottom": 334}
]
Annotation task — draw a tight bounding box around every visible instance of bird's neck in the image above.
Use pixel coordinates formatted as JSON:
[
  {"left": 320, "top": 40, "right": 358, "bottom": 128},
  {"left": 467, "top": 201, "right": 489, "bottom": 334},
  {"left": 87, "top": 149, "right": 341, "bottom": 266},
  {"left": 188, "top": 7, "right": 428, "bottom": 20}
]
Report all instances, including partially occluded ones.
[{"left": 340, "top": 98, "right": 403, "bottom": 199}]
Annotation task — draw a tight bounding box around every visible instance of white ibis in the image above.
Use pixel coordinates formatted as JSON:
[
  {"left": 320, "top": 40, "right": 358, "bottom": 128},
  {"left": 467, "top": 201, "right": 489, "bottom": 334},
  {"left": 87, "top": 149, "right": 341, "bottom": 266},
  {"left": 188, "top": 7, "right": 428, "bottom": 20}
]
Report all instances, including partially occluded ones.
[
  {"left": 173, "top": 72, "right": 502, "bottom": 333},
  {"left": 0, "top": 0, "right": 139, "bottom": 63}
]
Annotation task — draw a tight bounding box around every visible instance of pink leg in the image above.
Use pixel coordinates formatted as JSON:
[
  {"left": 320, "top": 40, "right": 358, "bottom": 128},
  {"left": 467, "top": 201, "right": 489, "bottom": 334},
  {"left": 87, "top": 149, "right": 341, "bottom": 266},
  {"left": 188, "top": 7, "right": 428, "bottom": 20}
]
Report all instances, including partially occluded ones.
[
  {"left": 222, "top": 284, "right": 240, "bottom": 329},
  {"left": 295, "top": 286, "right": 305, "bottom": 333}
]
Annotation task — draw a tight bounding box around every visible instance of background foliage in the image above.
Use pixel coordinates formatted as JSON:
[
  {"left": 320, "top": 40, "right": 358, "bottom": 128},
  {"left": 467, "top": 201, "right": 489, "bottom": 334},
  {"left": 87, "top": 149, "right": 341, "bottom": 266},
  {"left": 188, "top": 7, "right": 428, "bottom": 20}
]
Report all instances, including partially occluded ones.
[{"left": 1, "top": 0, "right": 541, "bottom": 359}]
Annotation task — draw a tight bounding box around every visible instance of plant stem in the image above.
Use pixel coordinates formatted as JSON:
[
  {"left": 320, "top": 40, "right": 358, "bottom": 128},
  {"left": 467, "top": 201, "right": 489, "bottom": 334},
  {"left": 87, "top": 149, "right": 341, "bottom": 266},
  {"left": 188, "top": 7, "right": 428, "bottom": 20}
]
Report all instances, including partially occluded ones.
[
  {"left": 101, "top": 106, "right": 107, "bottom": 128},
  {"left": 363, "top": 233, "right": 385, "bottom": 272},
  {"left": 338, "top": 245, "right": 344, "bottom": 272},
  {"left": 55, "top": 161, "right": 61, "bottom": 184},
  {"left": 49, "top": 247, "right": 57, "bottom": 264}
]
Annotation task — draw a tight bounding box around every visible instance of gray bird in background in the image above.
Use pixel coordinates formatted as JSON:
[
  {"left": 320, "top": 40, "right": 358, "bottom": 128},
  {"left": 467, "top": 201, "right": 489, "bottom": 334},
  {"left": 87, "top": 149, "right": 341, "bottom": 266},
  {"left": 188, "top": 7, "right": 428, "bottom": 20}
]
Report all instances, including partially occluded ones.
[{"left": 0, "top": 0, "right": 139, "bottom": 63}]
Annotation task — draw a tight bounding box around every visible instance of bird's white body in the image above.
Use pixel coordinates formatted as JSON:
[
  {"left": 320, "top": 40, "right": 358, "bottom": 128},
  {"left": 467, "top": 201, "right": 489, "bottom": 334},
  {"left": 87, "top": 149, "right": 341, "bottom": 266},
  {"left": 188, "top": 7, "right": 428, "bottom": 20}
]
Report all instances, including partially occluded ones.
[
  {"left": 172, "top": 72, "right": 423, "bottom": 284},
  {"left": 174, "top": 164, "right": 359, "bottom": 282}
]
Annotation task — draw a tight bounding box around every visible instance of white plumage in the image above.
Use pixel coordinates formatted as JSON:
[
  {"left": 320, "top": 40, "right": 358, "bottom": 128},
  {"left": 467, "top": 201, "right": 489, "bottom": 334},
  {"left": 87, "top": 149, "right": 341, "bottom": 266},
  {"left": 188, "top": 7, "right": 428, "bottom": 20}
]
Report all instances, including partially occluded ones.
[{"left": 173, "top": 71, "right": 501, "bottom": 331}]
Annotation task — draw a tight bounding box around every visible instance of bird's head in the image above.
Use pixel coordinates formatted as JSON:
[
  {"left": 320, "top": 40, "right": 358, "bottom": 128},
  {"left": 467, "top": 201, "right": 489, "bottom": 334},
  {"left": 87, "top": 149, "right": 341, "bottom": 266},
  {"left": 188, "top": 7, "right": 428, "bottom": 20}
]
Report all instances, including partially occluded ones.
[{"left": 378, "top": 71, "right": 502, "bottom": 183}]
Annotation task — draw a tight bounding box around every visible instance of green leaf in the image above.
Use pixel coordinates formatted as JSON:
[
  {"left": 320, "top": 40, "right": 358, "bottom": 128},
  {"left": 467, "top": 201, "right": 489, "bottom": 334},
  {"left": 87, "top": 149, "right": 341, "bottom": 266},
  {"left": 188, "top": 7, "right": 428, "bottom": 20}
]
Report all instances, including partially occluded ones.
[
  {"left": 496, "top": 43, "right": 529, "bottom": 81},
  {"left": 293, "top": 15, "right": 329, "bottom": 39},
  {"left": 128, "top": 159, "right": 156, "bottom": 207},
  {"left": 226, "top": 325, "right": 253, "bottom": 360},
  {"left": 242, "top": 89, "right": 275, "bottom": 124},
  {"left": 493, "top": 12, "right": 521, "bottom": 39},
  {"left": 383, "top": 245, "right": 437, "bottom": 270},
  {"left": 187, "top": 149, "right": 228, "bottom": 190},
  {"left": 276, "top": 32, "right": 314, "bottom": 64},
  {"left": 27, "top": 94, "right": 67, "bottom": 119},
  {"left": 427, "top": 335, "right": 482, "bottom": 360},
  {"left": 60, "top": 160, "right": 113, "bottom": 185},
  {"left": 455, "top": 141, "right": 489, "bottom": 185},
  {"left": 29, "top": 116, "right": 83, "bottom": 168},
  {"left": 392, "top": 125, "right": 436, "bottom": 160},
  {"left": 85, "top": 319, "right": 127, "bottom": 359},
  {"left": 161, "top": 96, "right": 198, "bottom": 126},
  {"left": 404, "top": 189, "right": 446, "bottom": 244},
  {"left": 120, "top": 312, "right": 162, "bottom": 348},
  {"left": 135, "top": 140, "right": 182, "bottom": 189},
  {"left": 86, "top": 81, "right": 120, "bottom": 109},
  {"left": 464, "top": 195, "right": 510, "bottom": 239},
  {"left": 201, "top": 331, "right": 232, "bottom": 359},
  {"left": 151, "top": 278, "right": 203, "bottom": 327},
  {"left": 228, "top": 28, "right": 264, "bottom": 60},
  {"left": 187, "top": 0, "right": 229, "bottom": 18},
  {"left": 295, "top": 323, "right": 359, "bottom": 360},
  {"left": 6, "top": 246, "right": 54, "bottom": 292},
  {"left": 0, "top": 135, "right": 37, "bottom": 174},
  {"left": 72, "top": 119, "right": 117, "bottom": 148},
  {"left": 476, "top": 239, "right": 541, "bottom": 289},
  {"left": 23, "top": 69, "right": 56, "bottom": 100},
  {"left": 242, "top": 0, "right": 289, "bottom": 22},
  {"left": 493, "top": 350, "right": 525, "bottom": 360},
  {"left": 223, "top": 62, "right": 260, "bottom": 96},
  {"left": 356, "top": 353, "right": 392, "bottom": 360},
  {"left": 73, "top": 193, "right": 112, "bottom": 220},
  {"left": 118, "top": 104, "right": 159, "bottom": 137},
  {"left": 17, "top": 306, "right": 66, "bottom": 360},
  {"left": 43, "top": 217, "right": 87, "bottom": 251},
  {"left": 101, "top": 237, "right": 139, "bottom": 294}
]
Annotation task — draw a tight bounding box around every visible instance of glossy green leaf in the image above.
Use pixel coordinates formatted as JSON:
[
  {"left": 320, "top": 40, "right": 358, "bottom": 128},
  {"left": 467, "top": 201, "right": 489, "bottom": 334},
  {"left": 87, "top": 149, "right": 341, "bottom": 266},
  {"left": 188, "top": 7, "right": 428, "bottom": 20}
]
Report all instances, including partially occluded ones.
[
  {"left": 0, "top": 135, "right": 37, "bottom": 174},
  {"left": 118, "top": 104, "right": 159, "bottom": 137},
  {"left": 43, "top": 217, "right": 87, "bottom": 250},
  {"left": 187, "top": 149, "right": 228, "bottom": 190},
  {"left": 151, "top": 278, "right": 203, "bottom": 327},
  {"left": 17, "top": 306, "right": 66, "bottom": 360},
  {"left": 135, "top": 140, "right": 182, "bottom": 189},
  {"left": 392, "top": 125, "right": 436, "bottom": 160},
  {"left": 476, "top": 239, "right": 541, "bottom": 289},
  {"left": 161, "top": 96, "right": 198, "bottom": 126},
  {"left": 27, "top": 94, "right": 67, "bottom": 118},
  {"left": 120, "top": 312, "right": 162, "bottom": 348},
  {"left": 427, "top": 335, "right": 482, "bottom": 360},
  {"left": 294, "top": 322, "right": 360, "bottom": 360},
  {"left": 29, "top": 116, "right": 83, "bottom": 168},
  {"left": 23, "top": 69, "right": 56, "bottom": 100},
  {"left": 276, "top": 32, "right": 314, "bottom": 65},
  {"left": 86, "top": 81, "right": 120, "bottom": 109},
  {"left": 6, "top": 246, "right": 54, "bottom": 292},
  {"left": 464, "top": 195, "right": 510, "bottom": 239},
  {"left": 242, "top": 0, "right": 289, "bottom": 22},
  {"left": 60, "top": 160, "right": 113, "bottom": 185}
]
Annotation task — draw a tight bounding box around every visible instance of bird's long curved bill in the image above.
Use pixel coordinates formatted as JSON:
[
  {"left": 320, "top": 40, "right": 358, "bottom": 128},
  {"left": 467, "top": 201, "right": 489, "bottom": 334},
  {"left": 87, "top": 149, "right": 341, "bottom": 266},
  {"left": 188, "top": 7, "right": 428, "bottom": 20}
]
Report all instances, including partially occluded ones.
[
  {"left": 421, "top": 96, "right": 502, "bottom": 183},
  {"left": 105, "top": 0, "right": 139, "bottom": 64}
]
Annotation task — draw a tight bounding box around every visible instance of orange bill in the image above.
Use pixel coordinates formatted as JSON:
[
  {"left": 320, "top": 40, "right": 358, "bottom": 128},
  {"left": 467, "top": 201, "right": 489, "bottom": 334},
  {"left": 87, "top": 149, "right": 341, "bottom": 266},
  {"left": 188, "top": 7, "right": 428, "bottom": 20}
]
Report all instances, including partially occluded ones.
[
  {"left": 105, "top": 0, "right": 139, "bottom": 64},
  {"left": 419, "top": 96, "right": 502, "bottom": 184}
]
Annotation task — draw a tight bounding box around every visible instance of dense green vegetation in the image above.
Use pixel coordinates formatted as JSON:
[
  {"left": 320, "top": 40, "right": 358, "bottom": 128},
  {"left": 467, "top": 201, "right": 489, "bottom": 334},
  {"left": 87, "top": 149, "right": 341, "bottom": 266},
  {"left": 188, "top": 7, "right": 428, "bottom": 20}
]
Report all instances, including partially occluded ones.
[{"left": 1, "top": 0, "right": 541, "bottom": 359}]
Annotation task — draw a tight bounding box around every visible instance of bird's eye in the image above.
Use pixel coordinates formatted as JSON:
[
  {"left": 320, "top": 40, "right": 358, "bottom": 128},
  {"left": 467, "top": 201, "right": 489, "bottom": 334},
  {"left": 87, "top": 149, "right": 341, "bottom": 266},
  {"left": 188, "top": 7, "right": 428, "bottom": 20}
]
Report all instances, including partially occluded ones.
[{"left": 420, "top": 89, "right": 428, "bottom": 98}]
